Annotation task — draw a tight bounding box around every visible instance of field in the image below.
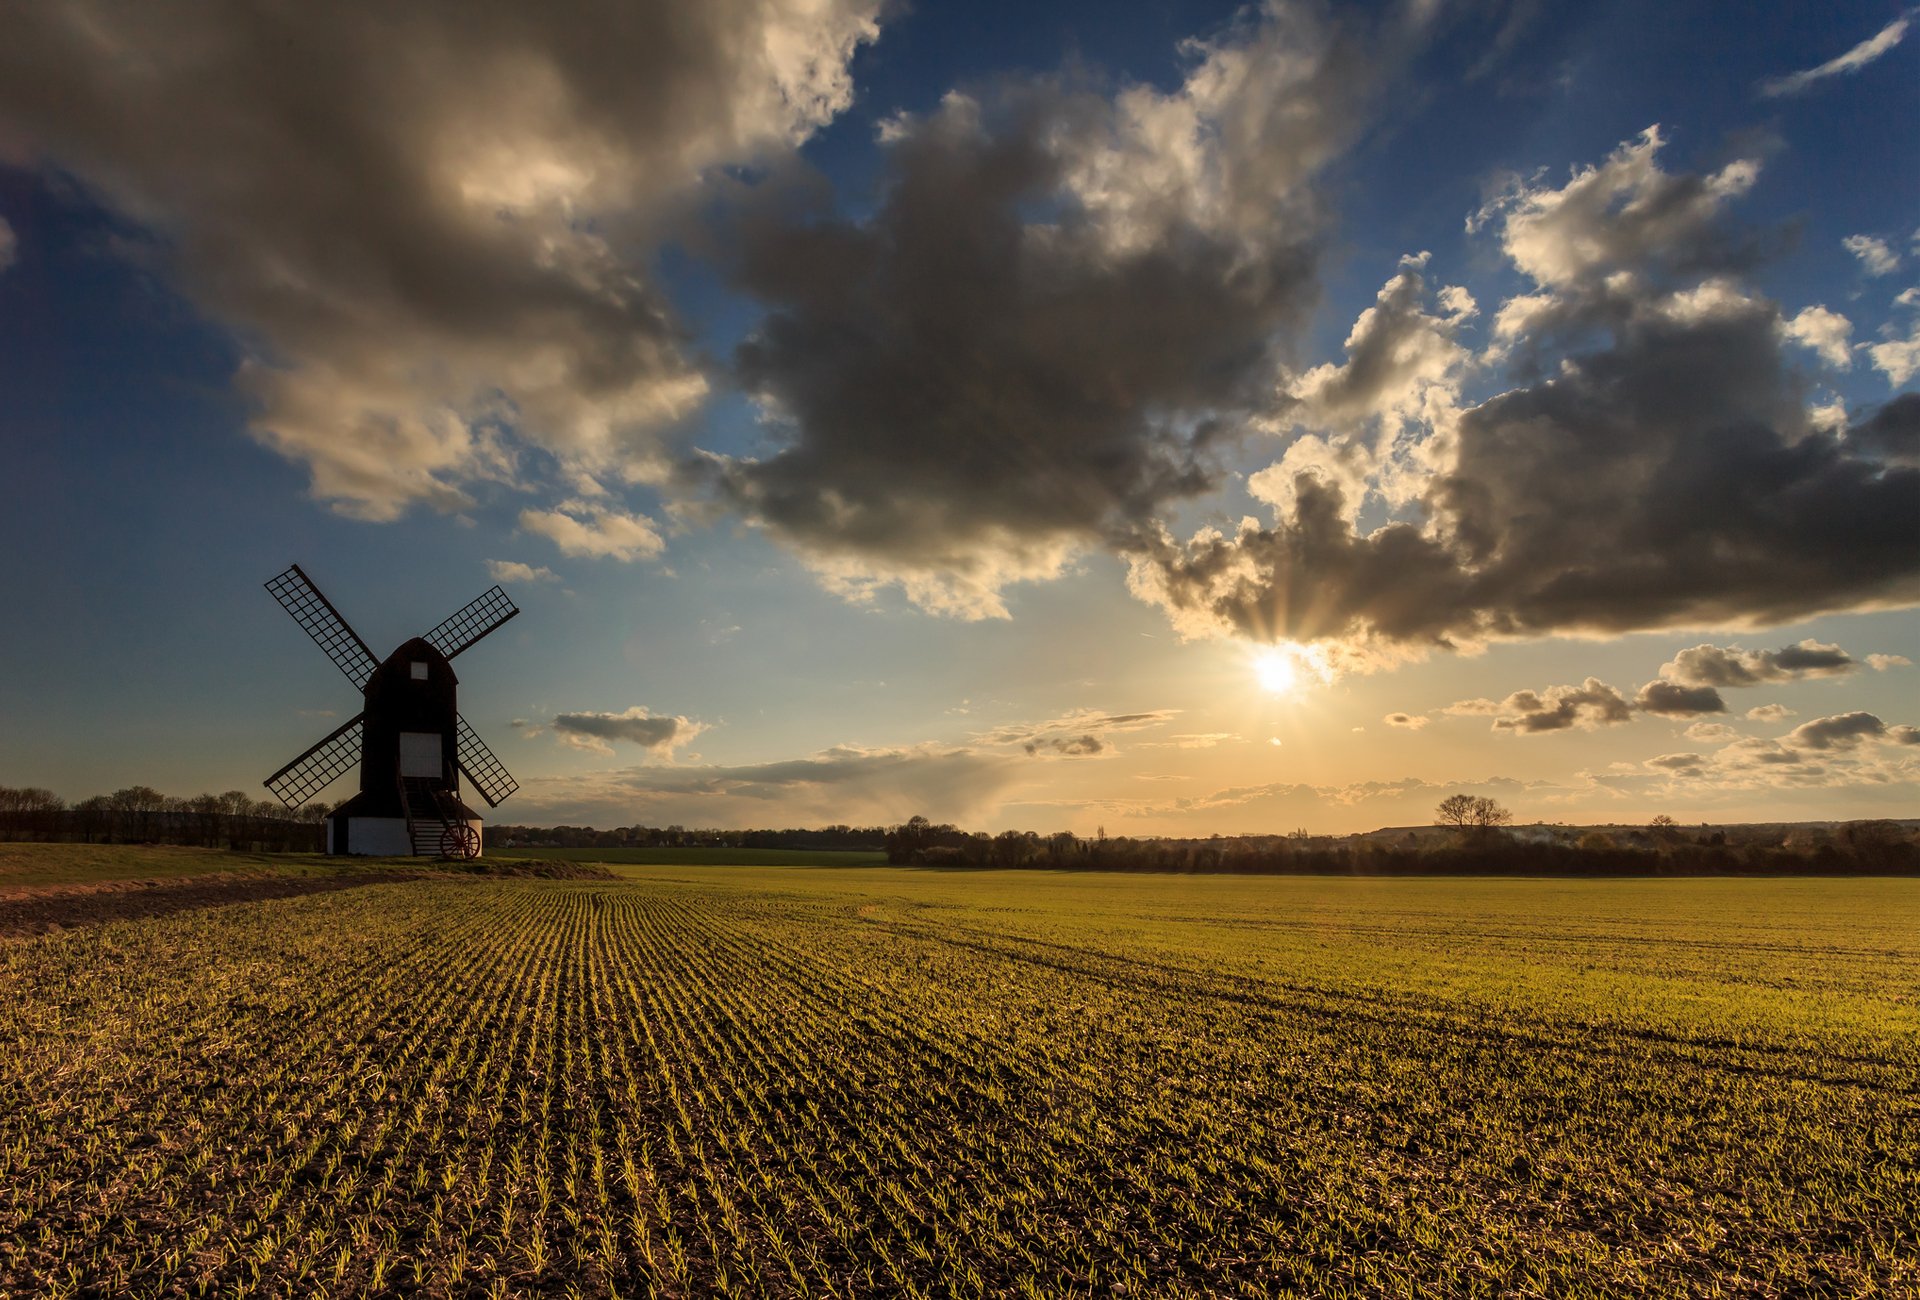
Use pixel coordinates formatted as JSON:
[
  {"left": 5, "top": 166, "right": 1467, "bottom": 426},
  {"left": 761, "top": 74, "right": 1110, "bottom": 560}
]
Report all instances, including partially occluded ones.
[
  {"left": 492, "top": 846, "right": 888, "bottom": 867},
  {"left": 1, "top": 853, "right": 1915, "bottom": 1297}
]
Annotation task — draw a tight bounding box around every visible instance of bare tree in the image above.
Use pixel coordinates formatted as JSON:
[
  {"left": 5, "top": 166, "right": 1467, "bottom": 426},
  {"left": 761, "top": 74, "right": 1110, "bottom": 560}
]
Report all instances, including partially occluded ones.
[{"left": 1436, "top": 794, "right": 1513, "bottom": 834}]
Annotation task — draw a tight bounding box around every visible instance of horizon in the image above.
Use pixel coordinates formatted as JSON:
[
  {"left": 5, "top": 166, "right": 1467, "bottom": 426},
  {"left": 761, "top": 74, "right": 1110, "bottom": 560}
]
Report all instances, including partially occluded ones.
[{"left": 2, "top": 0, "right": 1917, "bottom": 837}]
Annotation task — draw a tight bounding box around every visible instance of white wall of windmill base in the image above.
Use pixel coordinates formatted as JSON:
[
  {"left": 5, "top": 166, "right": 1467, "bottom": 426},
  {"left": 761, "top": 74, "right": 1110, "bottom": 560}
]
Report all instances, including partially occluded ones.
[{"left": 325, "top": 815, "right": 483, "bottom": 857}]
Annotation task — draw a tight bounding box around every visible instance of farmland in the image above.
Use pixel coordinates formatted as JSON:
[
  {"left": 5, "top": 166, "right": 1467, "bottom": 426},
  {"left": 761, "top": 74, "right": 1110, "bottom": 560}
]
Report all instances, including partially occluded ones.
[
  {"left": 492, "top": 846, "right": 888, "bottom": 868},
  {"left": 1, "top": 855, "right": 1915, "bottom": 1297}
]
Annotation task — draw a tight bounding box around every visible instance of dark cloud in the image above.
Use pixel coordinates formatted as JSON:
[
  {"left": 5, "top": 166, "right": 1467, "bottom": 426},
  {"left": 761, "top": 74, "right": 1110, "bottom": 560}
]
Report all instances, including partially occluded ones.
[
  {"left": 1383, "top": 712, "right": 1430, "bottom": 730},
  {"left": 1128, "top": 131, "right": 1920, "bottom": 659},
  {"left": 1025, "top": 735, "right": 1106, "bottom": 758},
  {"left": 1849, "top": 393, "right": 1920, "bottom": 466},
  {"left": 1784, "top": 712, "right": 1888, "bottom": 750},
  {"left": 544, "top": 707, "right": 707, "bottom": 756},
  {"left": 690, "top": 2, "right": 1424, "bottom": 616},
  {"left": 980, "top": 708, "right": 1176, "bottom": 759},
  {"left": 1480, "top": 678, "right": 1633, "bottom": 734},
  {"left": 515, "top": 743, "right": 1018, "bottom": 827},
  {"left": 1632, "top": 680, "right": 1728, "bottom": 717},
  {"left": 0, "top": 0, "right": 881, "bottom": 519},
  {"left": 1659, "top": 640, "right": 1857, "bottom": 687}
]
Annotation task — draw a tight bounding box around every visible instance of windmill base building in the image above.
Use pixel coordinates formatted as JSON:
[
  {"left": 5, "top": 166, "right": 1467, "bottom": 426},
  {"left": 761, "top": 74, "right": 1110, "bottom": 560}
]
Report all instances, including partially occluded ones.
[{"left": 262, "top": 566, "right": 520, "bottom": 858}]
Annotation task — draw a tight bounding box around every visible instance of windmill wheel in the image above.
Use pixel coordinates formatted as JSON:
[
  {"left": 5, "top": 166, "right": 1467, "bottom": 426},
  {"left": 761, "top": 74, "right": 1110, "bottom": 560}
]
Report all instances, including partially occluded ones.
[{"left": 439, "top": 824, "right": 480, "bottom": 860}]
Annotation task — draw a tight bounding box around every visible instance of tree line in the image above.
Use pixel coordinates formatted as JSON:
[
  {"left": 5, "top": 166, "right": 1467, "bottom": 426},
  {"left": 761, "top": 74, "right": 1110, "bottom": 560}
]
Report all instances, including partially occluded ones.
[
  {"left": 489, "top": 823, "right": 889, "bottom": 852},
  {"left": 0, "top": 785, "right": 327, "bottom": 852},
  {"left": 881, "top": 806, "right": 1919, "bottom": 876}
]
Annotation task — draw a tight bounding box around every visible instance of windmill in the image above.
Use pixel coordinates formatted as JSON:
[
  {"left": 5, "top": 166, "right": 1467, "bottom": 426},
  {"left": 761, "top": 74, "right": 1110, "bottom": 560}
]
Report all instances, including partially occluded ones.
[{"left": 262, "top": 564, "right": 521, "bottom": 858}]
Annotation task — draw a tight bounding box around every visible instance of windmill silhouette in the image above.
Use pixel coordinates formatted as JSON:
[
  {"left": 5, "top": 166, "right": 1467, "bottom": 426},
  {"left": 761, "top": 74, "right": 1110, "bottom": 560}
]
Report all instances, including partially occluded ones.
[{"left": 263, "top": 564, "right": 520, "bottom": 858}]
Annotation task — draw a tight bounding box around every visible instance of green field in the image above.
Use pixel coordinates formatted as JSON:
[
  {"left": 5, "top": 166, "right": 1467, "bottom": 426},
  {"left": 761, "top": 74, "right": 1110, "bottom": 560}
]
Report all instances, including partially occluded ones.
[
  {"left": 491, "top": 845, "right": 888, "bottom": 867},
  {"left": 2, "top": 855, "right": 1916, "bottom": 1296},
  {"left": 0, "top": 841, "right": 340, "bottom": 887}
]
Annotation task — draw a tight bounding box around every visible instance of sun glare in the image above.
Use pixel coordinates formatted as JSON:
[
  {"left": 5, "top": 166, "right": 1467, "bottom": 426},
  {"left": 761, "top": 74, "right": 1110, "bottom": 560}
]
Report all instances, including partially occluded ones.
[{"left": 1252, "top": 647, "right": 1298, "bottom": 696}]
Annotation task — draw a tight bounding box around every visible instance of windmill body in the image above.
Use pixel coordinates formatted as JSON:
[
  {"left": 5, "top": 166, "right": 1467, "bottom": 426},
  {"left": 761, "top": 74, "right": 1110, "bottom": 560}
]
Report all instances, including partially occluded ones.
[{"left": 262, "top": 565, "right": 520, "bottom": 858}]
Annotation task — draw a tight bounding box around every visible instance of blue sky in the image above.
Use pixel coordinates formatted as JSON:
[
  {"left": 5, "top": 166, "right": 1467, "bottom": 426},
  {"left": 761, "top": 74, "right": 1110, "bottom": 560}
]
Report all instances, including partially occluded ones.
[{"left": 1, "top": 0, "right": 1915, "bottom": 832}]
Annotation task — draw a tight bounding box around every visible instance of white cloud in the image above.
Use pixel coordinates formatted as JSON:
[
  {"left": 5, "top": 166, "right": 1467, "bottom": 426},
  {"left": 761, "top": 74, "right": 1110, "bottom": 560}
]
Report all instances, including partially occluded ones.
[
  {"left": 485, "top": 559, "right": 559, "bottom": 584},
  {"left": 1867, "top": 317, "right": 1920, "bottom": 385},
  {"left": 520, "top": 501, "right": 666, "bottom": 561},
  {"left": 1869, "top": 653, "right": 1913, "bottom": 671},
  {"left": 1783, "top": 305, "right": 1853, "bottom": 368},
  {"left": 1745, "top": 703, "right": 1795, "bottom": 722},
  {"left": 1759, "top": 14, "right": 1911, "bottom": 97},
  {"left": 1845, "top": 234, "right": 1901, "bottom": 277}
]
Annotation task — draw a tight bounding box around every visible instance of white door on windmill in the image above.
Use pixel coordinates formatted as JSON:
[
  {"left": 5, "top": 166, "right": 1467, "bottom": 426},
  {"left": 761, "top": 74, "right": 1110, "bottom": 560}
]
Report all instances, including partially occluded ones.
[{"left": 399, "top": 732, "right": 443, "bottom": 778}]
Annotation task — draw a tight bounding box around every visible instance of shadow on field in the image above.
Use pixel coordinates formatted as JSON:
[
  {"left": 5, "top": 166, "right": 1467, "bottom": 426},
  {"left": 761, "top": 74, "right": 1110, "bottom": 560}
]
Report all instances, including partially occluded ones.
[{"left": 0, "top": 871, "right": 420, "bottom": 938}]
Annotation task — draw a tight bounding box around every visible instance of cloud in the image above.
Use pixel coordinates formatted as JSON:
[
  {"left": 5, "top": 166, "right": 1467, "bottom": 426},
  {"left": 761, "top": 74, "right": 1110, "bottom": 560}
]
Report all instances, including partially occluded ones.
[
  {"left": 1745, "top": 703, "right": 1795, "bottom": 721},
  {"left": 1126, "top": 130, "right": 1920, "bottom": 663},
  {"left": 1024, "top": 735, "right": 1106, "bottom": 758},
  {"left": 0, "top": 216, "right": 14, "bottom": 271},
  {"left": 1784, "top": 711, "right": 1887, "bottom": 750},
  {"left": 1844, "top": 234, "right": 1901, "bottom": 277},
  {"left": 513, "top": 742, "right": 1019, "bottom": 827},
  {"left": 0, "top": 0, "right": 882, "bottom": 520},
  {"left": 485, "top": 559, "right": 559, "bottom": 584},
  {"left": 1683, "top": 721, "right": 1741, "bottom": 743},
  {"left": 1286, "top": 251, "right": 1475, "bottom": 436},
  {"left": 1868, "top": 317, "right": 1920, "bottom": 385},
  {"left": 1383, "top": 712, "right": 1430, "bottom": 730},
  {"left": 1869, "top": 653, "right": 1913, "bottom": 671},
  {"left": 1645, "top": 752, "right": 1706, "bottom": 774},
  {"left": 1632, "top": 680, "right": 1727, "bottom": 717},
  {"left": 1657, "top": 639, "right": 1857, "bottom": 687},
  {"left": 1848, "top": 394, "right": 1920, "bottom": 466},
  {"left": 1759, "top": 14, "right": 1911, "bottom": 97},
  {"left": 689, "top": 1, "right": 1430, "bottom": 617},
  {"left": 520, "top": 502, "right": 665, "bottom": 561},
  {"left": 537, "top": 706, "right": 708, "bottom": 758},
  {"left": 1469, "top": 678, "right": 1633, "bottom": 734},
  {"left": 1783, "top": 305, "right": 1853, "bottom": 368},
  {"left": 1137, "top": 732, "right": 1238, "bottom": 749},
  {"left": 978, "top": 708, "right": 1179, "bottom": 756}
]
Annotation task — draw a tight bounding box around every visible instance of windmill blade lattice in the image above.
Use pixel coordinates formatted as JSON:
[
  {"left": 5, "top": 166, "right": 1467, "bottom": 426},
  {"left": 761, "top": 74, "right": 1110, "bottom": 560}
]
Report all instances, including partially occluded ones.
[
  {"left": 265, "top": 712, "right": 366, "bottom": 808},
  {"left": 265, "top": 565, "right": 380, "bottom": 688},
  {"left": 456, "top": 714, "right": 519, "bottom": 807},
  {"left": 423, "top": 586, "right": 519, "bottom": 661}
]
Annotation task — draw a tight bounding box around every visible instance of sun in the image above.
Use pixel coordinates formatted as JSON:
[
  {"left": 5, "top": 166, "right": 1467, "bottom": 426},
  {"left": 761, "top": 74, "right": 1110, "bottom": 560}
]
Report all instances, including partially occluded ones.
[{"left": 1251, "top": 646, "right": 1299, "bottom": 696}]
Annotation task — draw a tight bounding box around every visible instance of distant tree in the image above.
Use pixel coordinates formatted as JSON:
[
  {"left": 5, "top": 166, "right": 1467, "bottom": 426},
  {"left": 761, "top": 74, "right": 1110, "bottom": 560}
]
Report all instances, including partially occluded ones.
[
  {"left": 1844, "top": 819, "right": 1905, "bottom": 850},
  {"left": 1436, "top": 794, "right": 1512, "bottom": 834}
]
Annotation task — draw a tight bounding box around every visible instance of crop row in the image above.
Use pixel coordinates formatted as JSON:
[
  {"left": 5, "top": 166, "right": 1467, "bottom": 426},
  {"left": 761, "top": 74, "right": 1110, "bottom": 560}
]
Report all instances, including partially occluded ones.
[{"left": 0, "top": 876, "right": 1914, "bottom": 1297}]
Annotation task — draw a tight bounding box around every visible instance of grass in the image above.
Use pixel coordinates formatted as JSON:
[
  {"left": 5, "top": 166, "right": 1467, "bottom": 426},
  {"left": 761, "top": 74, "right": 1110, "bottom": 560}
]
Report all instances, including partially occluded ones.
[
  {"left": 0, "top": 842, "right": 342, "bottom": 887},
  {"left": 0, "top": 850, "right": 1914, "bottom": 1296},
  {"left": 491, "top": 845, "right": 888, "bottom": 867}
]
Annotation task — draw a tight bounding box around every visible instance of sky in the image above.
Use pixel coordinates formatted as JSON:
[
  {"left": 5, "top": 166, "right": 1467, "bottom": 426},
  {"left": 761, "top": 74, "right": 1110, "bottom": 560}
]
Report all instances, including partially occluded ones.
[{"left": 0, "top": 0, "right": 1916, "bottom": 836}]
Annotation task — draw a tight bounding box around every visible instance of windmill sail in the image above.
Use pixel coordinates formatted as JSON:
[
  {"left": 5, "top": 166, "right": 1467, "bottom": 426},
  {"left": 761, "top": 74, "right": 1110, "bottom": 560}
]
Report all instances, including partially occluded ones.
[
  {"left": 423, "top": 586, "right": 519, "bottom": 661},
  {"left": 455, "top": 714, "right": 518, "bottom": 807},
  {"left": 265, "top": 565, "right": 380, "bottom": 689},
  {"left": 265, "top": 712, "right": 366, "bottom": 807}
]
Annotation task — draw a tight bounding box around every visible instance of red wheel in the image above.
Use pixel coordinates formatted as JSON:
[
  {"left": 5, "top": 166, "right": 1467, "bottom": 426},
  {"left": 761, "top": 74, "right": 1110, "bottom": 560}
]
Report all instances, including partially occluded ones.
[{"left": 439, "top": 824, "right": 480, "bottom": 860}]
